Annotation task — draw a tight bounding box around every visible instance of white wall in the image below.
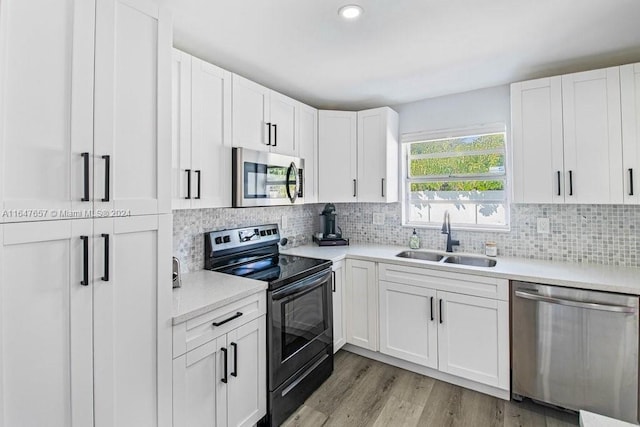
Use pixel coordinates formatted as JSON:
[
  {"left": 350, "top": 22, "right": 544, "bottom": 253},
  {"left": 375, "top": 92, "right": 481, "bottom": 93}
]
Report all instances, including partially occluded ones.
[{"left": 392, "top": 85, "right": 510, "bottom": 135}]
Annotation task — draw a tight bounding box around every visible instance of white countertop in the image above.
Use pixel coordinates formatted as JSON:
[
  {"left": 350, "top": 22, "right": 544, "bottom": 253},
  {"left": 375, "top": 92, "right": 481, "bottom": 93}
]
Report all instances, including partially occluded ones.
[
  {"left": 172, "top": 270, "right": 267, "bottom": 325},
  {"left": 580, "top": 410, "right": 636, "bottom": 427},
  {"left": 281, "top": 244, "right": 640, "bottom": 295}
]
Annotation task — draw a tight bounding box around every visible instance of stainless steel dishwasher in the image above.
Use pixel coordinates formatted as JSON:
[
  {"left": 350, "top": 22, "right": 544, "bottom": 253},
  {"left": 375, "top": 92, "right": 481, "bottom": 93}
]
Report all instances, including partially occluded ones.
[{"left": 512, "top": 281, "right": 639, "bottom": 423}]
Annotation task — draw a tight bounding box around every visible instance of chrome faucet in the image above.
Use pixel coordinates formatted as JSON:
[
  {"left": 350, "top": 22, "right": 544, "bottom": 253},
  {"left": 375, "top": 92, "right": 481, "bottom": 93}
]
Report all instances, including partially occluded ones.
[{"left": 441, "top": 211, "right": 460, "bottom": 253}]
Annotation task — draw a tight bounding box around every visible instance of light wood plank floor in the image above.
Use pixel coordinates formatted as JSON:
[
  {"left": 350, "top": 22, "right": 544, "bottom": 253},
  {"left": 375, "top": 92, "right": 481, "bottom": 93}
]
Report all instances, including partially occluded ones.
[{"left": 283, "top": 350, "right": 578, "bottom": 427}]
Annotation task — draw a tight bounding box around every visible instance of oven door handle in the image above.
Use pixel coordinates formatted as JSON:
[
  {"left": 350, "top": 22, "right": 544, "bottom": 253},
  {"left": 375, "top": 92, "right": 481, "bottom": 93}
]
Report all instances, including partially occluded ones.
[{"left": 272, "top": 270, "right": 330, "bottom": 301}]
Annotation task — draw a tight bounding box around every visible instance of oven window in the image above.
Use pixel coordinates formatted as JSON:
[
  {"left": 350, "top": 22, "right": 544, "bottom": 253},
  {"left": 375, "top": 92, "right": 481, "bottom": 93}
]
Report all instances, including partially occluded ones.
[
  {"left": 244, "top": 162, "right": 288, "bottom": 199},
  {"left": 281, "top": 285, "right": 327, "bottom": 359}
]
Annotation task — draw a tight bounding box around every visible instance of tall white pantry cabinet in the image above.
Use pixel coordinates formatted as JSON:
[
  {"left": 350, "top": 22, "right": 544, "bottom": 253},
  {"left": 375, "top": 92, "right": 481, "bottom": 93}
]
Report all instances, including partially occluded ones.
[{"left": 0, "top": 1, "right": 173, "bottom": 427}]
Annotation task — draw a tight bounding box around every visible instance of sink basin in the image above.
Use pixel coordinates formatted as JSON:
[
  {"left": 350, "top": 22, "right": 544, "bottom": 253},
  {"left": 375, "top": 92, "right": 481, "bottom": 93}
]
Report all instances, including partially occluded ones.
[
  {"left": 443, "top": 255, "right": 497, "bottom": 268},
  {"left": 395, "top": 250, "right": 444, "bottom": 262}
]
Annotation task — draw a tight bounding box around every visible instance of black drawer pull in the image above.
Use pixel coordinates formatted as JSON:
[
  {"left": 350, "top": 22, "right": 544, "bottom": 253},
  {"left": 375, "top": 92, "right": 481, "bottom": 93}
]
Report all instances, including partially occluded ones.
[
  {"left": 101, "top": 155, "right": 110, "bottom": 202},
  {"left": 430, "top": 296, "right": 434, "bottom": 321},
  {"left": 439, "top": 299, "right": 443, "bottom": 324},
  {"left": 231, "top": 342, "right": 238, "bottom": 377},
  {"left": 101, "top": 234, "right": 109, "bottom": 281},
  {"left": 331, "top": 271, "right": 336, "bottom": 292},
  {"left": 212, "top": 311, "right": 243, "bottom": 327},
  {"left": 81, "top": 153, "right": 90, "bottom": 202},
  {"left": 80, "top": 236, "right": 89, "bottom": 286},
  {"left": 221, "top": 347, "right": 228, "bottom": 383}
]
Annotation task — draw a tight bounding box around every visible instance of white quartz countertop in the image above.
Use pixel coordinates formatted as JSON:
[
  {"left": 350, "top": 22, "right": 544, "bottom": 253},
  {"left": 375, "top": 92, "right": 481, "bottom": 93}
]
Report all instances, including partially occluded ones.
[
  {"left": 580, "top": 410, "right": 636, "bottom": 426},
  {"left": 281, "top": 244, "right": 640, "bottom": 295},
  {"left": 172, "top": 270, "right": 267, "bottom": 325}
]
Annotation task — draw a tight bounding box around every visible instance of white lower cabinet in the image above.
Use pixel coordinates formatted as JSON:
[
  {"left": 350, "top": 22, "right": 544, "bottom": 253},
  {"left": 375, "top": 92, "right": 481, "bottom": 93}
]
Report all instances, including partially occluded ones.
[
  {"left": 377, "top": 262, "right": 510, "bottom": 391},
  {"left": 173, "top": 300, "right": 266, "bottom": 427},
  {"left": 345, "top": 259, "right": 378, "bottom": 351},
  {"left": 332, "top": 261, "right": 346, "bottom": 352}
]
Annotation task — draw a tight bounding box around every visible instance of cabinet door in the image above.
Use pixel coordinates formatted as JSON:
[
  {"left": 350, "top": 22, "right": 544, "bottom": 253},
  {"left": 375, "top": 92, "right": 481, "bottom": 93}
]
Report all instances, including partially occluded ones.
[
  {"left": 191, "top": 57, "right": 232, "bottom": 208},
  {"left": 298, "top": 103, "right": 318, "bottom": 203},
  {"left": 318, "top": 110, "right": 358, "bottom": 203},
  {"left": 345, "top": 259, "right": 378, "bottom": 351},
  {"left": 511, "top": 77, "right": 565, "bottom": 203},
  {"left": 0, "top": 220, "right": 94, "bottom": 426},
  {"left": 173, "top": 336, "right": 225, "bottom": 427},
  {"left": 94, "top": 0, "right": 171, "bottom": 216},
  {"left": 269, "top": 91, "right": 297, "bottom": 156},
  {"left": 379, "top": 280, "right": 438, "bottom": 369},
  {"left": 227, "top": 316, "right": 267, "bottom": 427},
  {"left": 357, "top": 107, "right": 399, "bottom": 203},
  {"left": 437, "top": 291, "right": 509, "bottom": 390},
  {"left": 93, "top": 214, "right": 172, "bottom": 427},
  {"left": 562, "top": 67, "right": 623, "bottom": 204},
  {"left": 232, "top": 74, "right": 270, "bottom": 152},
  {"left": 332, "top": 261, "right": 346, "bottom": 352},
  {"left": 0, "top": 0, "right": 95, "bottom": 221},
  {"left": 621, "top": 63, "right": 640, "bottom": 205},
  {"left": 171, "top": 49, "right": 193, "bottom": 209}
]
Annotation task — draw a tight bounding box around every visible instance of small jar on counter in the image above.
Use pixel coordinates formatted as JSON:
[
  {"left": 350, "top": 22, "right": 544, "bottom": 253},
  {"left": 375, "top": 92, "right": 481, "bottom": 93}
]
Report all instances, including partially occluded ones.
[{"left": 485, "top": 241, "right": 497, "bottom": 257}]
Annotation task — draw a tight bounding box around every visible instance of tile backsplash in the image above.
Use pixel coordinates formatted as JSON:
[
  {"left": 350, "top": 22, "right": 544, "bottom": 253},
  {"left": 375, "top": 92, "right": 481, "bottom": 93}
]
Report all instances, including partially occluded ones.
[{"left": 173, "top": 202, "right": 640, "bottom": 273}]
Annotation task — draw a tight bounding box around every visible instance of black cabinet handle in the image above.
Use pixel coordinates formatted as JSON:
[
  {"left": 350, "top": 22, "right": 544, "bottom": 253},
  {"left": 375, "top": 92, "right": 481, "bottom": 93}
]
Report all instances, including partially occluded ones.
[
  {"left": 212, "top": 311, "right": 243, "bottom": 327},
  {"left": 195, "top": 170, "right": 201, "bottom": 200},
  {"left": 353, "top": 179, "right": 357, "bottom": 197},
  {"left": 231, "top": 342, "right": 238, "bottom": 377},
  {"left": 101, "top": 234, "right": 109, "bottom": 282},
  {"left": 101, "top": 155, "right": 110, "bottom": 202},
  {"left": 221, "top": 347, "right": 228, "bottom": 383},
  {"left": 629, "top": 168, "right": 634, "bottom": 196},
  {"left": 81, "top": 153, "right": 90, "bottom": 202},
  {"left": 266, "top": 122, "right": 272, "bottom": 146},
  {"left": 381, "top": 178, "right": 385, "bottom": 198},
  {"left": 556, "top": 171, "right": 561, "bottom": 196},
  {"left": 80, "top": 236, "right": 89, "bottom": 286},
  {"left": 430, "top": 296, "right": 434, "bottom": 321},
  {"left": 331, "top": 271, "right": 336, "bottom": 292},
  {"left": 272, "top": 124, "right": 277, "bottom": 147},
  {"left": 439, "top": 299, "right": 443, "bottom": 324},
  {"left": 185, "top": 169, "right": 191, "bottom": 199},
  {"left": 568, "top": 170, "right": 573, "bottom": 196}
]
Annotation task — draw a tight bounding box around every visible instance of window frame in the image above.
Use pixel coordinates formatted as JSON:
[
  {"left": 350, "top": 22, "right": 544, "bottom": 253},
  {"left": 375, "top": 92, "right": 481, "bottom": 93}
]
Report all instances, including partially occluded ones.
[{"left": 401, "top": 124, "right": 511, "bottom": 231}]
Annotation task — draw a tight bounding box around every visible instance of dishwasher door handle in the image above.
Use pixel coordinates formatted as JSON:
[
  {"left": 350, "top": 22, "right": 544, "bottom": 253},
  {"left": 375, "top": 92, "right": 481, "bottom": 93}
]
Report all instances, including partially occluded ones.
[{"left": 514, "top": 290, "right": 637, "bottom": 314}]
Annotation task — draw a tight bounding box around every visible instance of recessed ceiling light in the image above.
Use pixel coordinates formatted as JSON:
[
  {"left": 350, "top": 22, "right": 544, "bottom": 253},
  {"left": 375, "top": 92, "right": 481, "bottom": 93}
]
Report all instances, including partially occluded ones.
[{"left": 338, "top": 4, "right": 363, "bottom": 20}]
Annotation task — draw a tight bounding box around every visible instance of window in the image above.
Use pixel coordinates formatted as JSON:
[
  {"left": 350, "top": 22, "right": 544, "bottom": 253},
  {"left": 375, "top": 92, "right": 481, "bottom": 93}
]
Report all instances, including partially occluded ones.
[{"left": 402, "top": 126, "right": 509, "bottom": 230}]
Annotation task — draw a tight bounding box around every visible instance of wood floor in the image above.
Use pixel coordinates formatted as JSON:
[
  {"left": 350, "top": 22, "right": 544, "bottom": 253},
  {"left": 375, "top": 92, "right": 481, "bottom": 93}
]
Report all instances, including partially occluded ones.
[{"left": 282, "top": 350, "right": 578, "bottom": 427}]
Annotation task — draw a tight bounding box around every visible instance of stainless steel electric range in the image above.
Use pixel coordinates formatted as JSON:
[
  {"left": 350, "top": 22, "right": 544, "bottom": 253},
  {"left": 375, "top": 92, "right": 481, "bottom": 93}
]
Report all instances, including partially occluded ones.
[{"left": 204, "top": 224, "right": 334, "bottom": 426}]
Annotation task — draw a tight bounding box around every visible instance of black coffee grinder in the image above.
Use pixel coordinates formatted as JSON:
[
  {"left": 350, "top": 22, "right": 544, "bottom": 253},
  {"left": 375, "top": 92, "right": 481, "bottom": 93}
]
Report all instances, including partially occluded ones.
[{"left": 314, "top": 203, "right": 349, "bottom": 246}]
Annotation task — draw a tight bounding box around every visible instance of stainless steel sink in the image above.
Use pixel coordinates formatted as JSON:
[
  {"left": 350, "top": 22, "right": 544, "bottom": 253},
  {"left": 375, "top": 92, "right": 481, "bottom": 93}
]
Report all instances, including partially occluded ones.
[
  {"left": 395, "top": 250, "right": 444, "bottom": 262},
  {"left": 442, "top": 255, "right": 497, "bottom": 267}
]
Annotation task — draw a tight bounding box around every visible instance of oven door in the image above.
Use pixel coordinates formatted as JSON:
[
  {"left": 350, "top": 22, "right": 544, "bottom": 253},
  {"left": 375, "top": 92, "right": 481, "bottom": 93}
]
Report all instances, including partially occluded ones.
[
  {"left": 268, "top": 269, "right": 333, "bottom": 389},
  {"left": 232, "top": 147, "right": 304, "bottom": 207}
]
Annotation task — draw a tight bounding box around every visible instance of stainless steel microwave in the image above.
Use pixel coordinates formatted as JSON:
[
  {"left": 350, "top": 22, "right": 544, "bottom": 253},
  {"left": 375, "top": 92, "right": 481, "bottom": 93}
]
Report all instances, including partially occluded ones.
[{"left": 232, "top": 148, "right": 304, "bottom": 207}]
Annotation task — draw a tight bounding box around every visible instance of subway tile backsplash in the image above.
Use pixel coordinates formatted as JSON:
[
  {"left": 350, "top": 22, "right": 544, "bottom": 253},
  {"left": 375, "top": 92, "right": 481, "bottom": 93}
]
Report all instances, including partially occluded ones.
[{"left": 173, "top": 203, "right": 640, "bottom": 273}]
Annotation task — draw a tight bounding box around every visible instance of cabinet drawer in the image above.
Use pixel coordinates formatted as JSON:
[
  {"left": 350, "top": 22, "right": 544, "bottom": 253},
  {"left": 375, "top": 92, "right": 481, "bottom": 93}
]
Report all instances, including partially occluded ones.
[
  {"left": 378, "top": 263, "right": 508, "bottom": 301},
  {"left": 173, "top": 292, "right": 266, "bottom": 358}
]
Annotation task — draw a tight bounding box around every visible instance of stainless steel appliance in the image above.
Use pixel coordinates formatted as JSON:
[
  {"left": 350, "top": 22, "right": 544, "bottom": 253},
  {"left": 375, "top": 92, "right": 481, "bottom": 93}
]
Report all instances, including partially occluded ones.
[
  {"left": 172, "top": 257, "right": 181, "bottom": 288},
  {"left": 512, "top": 281, "right": 639, "bottom": 423},
  {"left": 204, "top": 224, "right": 333, "bottom": 426},
  {"left": 232, "top": 148, "right": 304, "bottom": 207},
  {"left": 313, "top": 203, "right": 349, "bottom": 246}
]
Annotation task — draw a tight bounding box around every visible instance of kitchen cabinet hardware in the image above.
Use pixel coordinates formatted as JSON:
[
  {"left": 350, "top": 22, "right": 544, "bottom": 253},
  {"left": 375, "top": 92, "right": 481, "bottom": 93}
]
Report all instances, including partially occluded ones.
[
  {"left": 272, "top": 123, "right": 277, "bottom": 147},
  {"left": 332, "top": 271, "right": 336, "bottom": 292},
  {"left": 82, "top": 153, "right": 90, "bottom": 202},
  {"left": 630, "top": 169, "right": 634, "bottom": 196},
  {"left": 221, "top": 347, "right": 228, "bottom": 383},
  {"left": 439, "top": 299, "right": 443, "bottom": 324},
  {"left": 195, "top": 170, "right": 201, "bottom": 200},
  {"left": 231, "top": 342, "right": 238, "bottom": 377},
  {"left": 101, "top": 234, "right": 109, "bottom": 282},
  {"left": 185, "top": 169, "right": 191, "bottom": 199},
  {"left": 353, "top": 179, "right": 357, "bottom": 197},
  {"left": 430, "top": 296, "right": 434, "bottom": 321},
  {"left": 81, "top": 236, "right": 89, "bottom": 286},
  {"left": 101, "top": 155, "right": 110, "bottom": 202},
  {"left": 381, "top": 178, "right": 385, "bottom": 197},
  {"left": 266, "top": 122, "right": 272, "bottom": 146},
  {"left": 557, "top": 171, "right": 561, "bottom": 196},
  {"left": 568, "top": 170, "right": 573, "bottom": 196},
  {"left": 212, "top": 311, "right": 244, "bottom": 327}
]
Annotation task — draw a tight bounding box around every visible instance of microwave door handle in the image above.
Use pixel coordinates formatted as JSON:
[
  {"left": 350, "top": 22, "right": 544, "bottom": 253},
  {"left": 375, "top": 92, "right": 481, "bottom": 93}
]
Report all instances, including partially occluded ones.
[
  {"left": 272, "top": 271, "right": 330, "bottom": 301},
  {"left": 286, "top": 162, "right": 299, "bottom": 203}
]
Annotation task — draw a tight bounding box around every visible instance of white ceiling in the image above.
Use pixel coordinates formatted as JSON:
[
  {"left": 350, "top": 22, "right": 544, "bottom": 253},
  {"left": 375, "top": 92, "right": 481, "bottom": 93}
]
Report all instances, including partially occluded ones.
[{"left": 166, "top": 0, "right": 640, "bottom": 110}]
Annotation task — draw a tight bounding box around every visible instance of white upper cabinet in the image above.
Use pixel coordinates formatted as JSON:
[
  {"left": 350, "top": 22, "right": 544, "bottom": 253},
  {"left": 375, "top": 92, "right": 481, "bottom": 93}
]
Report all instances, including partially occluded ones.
[
  {"left": 621, "top": 63, "right": 640, "bottom": 205},
  {"left": 357, "top": 107, "right": 399, "bottom": 203},
  {"left": 171, "top": 49, "right": 232, "bottom": 209},
  {"left": 297, "top": 103, "right": 318, "bottom": 203},
  {"left": 0, "top": 0, "right": 95, "bottom": 221},
  {"left": 231, "top": 74, "right": 298, "bottom": 156},
  {"left": 0, "top": 0, "right": 170, "bottom": 221},
  {"left": 511, "top": 77, "right": 564, "bottom": 203},
  {"left": 318, "top": 110, "right": 358, "bottom": 202},
  {"left": 562, "top": 67, "right": 623, "bottom": 204}
]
